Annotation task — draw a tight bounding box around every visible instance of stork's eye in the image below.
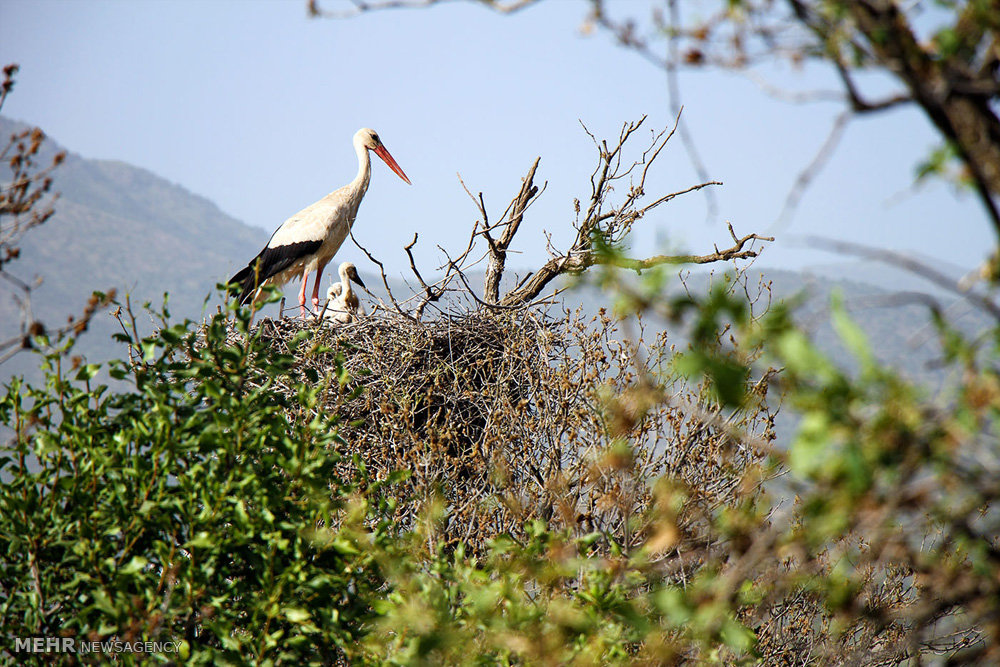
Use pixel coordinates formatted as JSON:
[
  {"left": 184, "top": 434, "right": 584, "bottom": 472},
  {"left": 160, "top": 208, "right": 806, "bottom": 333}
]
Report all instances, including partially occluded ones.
[{"left": 371, "top": 134, "right": 380, "bottom": 144}]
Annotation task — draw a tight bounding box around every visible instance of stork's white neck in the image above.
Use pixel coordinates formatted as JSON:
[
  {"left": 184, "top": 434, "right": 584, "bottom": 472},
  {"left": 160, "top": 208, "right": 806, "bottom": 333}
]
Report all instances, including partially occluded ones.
[
  {"left": 339, "top": 264, "right": 354, "bottom": 300},
  {"left": 351, "top": 135, "right": 372, "bottom": 198}
]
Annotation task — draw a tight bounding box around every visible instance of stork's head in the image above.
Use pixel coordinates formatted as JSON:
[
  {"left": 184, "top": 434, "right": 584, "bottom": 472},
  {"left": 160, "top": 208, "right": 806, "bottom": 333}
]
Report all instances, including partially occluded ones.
[
  {"left": 339, "top": 261, "right": 366, "bottom": 289},
  {"left": 355, "top": 128, "right": 411, "bottom": 185}
]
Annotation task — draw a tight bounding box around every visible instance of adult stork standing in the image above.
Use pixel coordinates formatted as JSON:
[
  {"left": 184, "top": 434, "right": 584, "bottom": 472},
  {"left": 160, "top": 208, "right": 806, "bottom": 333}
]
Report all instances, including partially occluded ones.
[
  {"left": 323, "top": 261, "right": 367, "bottom": 325},
  {"left": 229, "top": 128, "right": 410, "bottom": 317}
]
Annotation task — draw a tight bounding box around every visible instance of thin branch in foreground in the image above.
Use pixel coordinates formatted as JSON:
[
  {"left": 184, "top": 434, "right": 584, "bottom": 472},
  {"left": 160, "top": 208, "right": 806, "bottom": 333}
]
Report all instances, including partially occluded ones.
[
  {"left": 771, "top": 109, "right": 851, "bottom": 233},
  {"left": 308, "top": 0, "right": 540, "bottom": 19},
  {"left": 801, "top": 235, "right": 1000, "bottom": 323},
  {"left": 665, "top": 0, "right": 717, "bottom": 224}
]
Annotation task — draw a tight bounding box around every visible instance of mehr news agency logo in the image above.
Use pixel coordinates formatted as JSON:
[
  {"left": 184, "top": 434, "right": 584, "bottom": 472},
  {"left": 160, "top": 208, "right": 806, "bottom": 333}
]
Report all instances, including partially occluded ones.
[{"left": 13, "top": 636, "right": 183, "bottom": 656}]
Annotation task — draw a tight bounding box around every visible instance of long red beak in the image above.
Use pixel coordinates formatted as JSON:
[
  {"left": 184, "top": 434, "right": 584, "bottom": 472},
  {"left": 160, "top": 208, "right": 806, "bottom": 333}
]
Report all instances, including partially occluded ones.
[{"left": 373, "top": 145, "right": 411, "bottom": 185}]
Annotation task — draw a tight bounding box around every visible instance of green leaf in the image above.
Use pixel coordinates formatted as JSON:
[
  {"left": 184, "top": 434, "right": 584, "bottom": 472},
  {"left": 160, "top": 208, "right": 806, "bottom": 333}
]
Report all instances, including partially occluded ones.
[
  {"left": 830, "top": 292, "right": 876, "bottom": 376},
  {"left": 789, "top": 412, "right": 834, "bottom": 476},
  {"left": 719, "top": 616, "right": 755, "bottom": 653},
  {"left": 74, "top": 363, "right": 101, "bottom": 382},
  {"left": 186, "top": 532, "right": 215, "bottom": 549},
  {"left": 284, "top": 607, "right": 311, "bottom": 623},
  {"left": 119, "top": 555, "right": 148, "bottom": 575},
  {"left": 653, "top": 587, "right": 692, "bottom": 625}
]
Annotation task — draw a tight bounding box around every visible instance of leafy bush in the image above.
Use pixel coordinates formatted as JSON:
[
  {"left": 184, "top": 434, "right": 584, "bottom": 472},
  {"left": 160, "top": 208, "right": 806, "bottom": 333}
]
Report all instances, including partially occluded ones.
[{"left": 0, "top": 297, "right": 401, "bottom": 664}]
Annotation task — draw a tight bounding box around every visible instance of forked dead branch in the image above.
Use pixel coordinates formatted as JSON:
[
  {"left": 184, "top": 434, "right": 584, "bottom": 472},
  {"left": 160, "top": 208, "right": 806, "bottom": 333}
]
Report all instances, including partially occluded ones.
[{"left": 348, "top": 114, "right": 772, "bottom": 320}]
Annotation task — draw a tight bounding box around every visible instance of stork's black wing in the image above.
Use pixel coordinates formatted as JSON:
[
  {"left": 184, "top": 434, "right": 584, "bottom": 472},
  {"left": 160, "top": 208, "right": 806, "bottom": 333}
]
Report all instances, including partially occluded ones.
[{"left": 228, "top": 240, "right": 323, "bottom": 305}]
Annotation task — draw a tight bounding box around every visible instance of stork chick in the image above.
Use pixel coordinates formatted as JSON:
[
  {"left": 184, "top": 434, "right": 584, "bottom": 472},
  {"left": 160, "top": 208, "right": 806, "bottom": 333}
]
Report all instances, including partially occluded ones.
[{"left": 323, "top": 262, "right": 367, "bottom": 325}]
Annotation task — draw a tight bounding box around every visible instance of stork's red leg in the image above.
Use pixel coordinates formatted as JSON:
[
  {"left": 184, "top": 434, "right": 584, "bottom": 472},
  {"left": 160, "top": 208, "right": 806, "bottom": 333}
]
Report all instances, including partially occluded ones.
[
  {"left": 298, "top": 270, "right": 309, "bottom": 319},
  {"left": 311, "top": 266, "right": 325, "bottom": 310}
]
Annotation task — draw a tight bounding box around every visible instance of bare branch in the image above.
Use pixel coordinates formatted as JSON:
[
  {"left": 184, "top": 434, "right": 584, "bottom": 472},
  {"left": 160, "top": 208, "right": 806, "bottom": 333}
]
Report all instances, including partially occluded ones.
[
  {"left": 502, "top": 222, "right": 771, "bottom": 307},
  {"left": 664, "top": 0, "right": 718, "bottom": 224},
  {"left": 772, "top": 109, "right": 852, "bottom": 231},
  {"left": 404, "top": 233, "right": 453, "bottom": 319},
  {"left": 445, "top": 118, "right": 766, "bottom": 310},
  {"left": 308, "top": 0, "right": 541, "bottom": 19},
  {"left": 802, "top": 235, "right": 1000, "bottom": 322},
  {"left": 484, "top": 157, "right": 541, "bottom": 303},
  {"left": 349, "top": 228, "right": 417, "bottom": 320}
]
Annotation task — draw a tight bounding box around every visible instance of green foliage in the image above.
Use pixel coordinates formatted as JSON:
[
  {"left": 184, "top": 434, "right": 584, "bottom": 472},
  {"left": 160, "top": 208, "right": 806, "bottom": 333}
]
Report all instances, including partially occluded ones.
[
  {"left": 743, "top": 284, "right": 998, "bottom": 659},
  {"left": 0, "top": 296, "right": 399, "bottom": 664},
  {"left": 915, "top": 141, "right": 973, "bottom": 190},
  {"left": 365, "top": 525, "right": 757, "bottom": 665},
  {"left": 592, "top": 259, "right": 1000, "bottom": 661}
]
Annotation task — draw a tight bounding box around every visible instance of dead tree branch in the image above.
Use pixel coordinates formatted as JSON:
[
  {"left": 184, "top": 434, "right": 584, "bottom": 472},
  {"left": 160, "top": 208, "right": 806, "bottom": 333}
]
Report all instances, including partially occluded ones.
[
  {"left": 502, "top": 222, "right": 771, "bottom": 306},
  {"left": 483, "top": 157, "right": 541, "bottom": 304},
  {"left": 773, "top": 109, "right": 852, "bottom": 231},
  {"left": 346, "top": 117, "right": 769, "bottom": 319},
  {"left": 404, "top": 232, "right": 456, "bottom": 319},
  {"left": 349, "top": 228, "right": 415, "bottom": 320},
  {"left": 468, "top": 116, "right": 771, "bottom": 307}
]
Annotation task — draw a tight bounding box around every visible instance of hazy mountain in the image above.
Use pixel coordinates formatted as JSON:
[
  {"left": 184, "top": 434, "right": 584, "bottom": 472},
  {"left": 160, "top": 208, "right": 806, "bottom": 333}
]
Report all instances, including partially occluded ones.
[
  {"left": 753, "top": 267, "right": 987, "bottom": 390},
  {"left": 1, "top": 116, "right": 269, "bottom": 381},
  {"left": 805, "top": 256, "right": 973, "bottom": 297}
]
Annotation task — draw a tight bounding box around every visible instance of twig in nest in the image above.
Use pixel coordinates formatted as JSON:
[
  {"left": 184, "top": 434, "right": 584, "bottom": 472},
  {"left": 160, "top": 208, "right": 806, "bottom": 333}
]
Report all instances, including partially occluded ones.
[{"left": 350, "top": 228, "right": 416, "bottom": 321}]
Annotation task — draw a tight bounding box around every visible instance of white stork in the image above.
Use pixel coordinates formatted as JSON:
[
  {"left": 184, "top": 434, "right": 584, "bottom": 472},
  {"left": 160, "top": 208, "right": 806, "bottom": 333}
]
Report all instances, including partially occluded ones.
[
  {"left": 229, "top": 128, "right": 409, "bottom": 317},
  {"left": 323, "top": 261, "right": 367, "bottom": 325}
]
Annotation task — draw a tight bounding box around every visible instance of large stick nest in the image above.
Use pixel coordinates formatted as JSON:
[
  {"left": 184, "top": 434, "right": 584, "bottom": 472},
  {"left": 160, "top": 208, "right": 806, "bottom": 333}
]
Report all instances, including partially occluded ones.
[
  {"left": 243, "top": 310, "right": 556, "bottom": 542},
  {"left": 225, "top": 305, "right": 770, "bottom": 557}
]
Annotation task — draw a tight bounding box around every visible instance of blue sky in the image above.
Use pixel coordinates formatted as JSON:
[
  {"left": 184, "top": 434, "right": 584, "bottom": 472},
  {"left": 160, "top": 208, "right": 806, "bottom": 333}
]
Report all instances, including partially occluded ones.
[{"left": 0, "top": 0, "right": 992, "bottom": 284}]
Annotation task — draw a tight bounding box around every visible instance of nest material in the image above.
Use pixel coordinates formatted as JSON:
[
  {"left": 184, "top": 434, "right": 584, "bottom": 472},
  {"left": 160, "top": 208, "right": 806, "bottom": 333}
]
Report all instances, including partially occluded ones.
[{"left": 242, "top": 311, "right": 553, "bottom": 541}]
